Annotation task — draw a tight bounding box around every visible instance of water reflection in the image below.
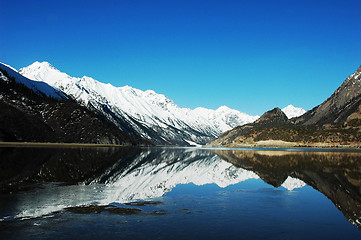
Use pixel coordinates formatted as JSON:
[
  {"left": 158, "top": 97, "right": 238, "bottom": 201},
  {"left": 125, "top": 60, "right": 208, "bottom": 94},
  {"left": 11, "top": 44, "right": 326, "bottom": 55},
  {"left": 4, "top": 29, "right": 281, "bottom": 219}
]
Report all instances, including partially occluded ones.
[
  {"left": 214, "top": 149, "right": 361, "bottom": 229},
  {"left": 94, "top": 148, "right": 260, "bottom": 203},
  {"left": 0, "top": 147, "right": 361, "bottom": 232},
  {"left": 0, "top": 146, "right": 141, "bottom": 192}
]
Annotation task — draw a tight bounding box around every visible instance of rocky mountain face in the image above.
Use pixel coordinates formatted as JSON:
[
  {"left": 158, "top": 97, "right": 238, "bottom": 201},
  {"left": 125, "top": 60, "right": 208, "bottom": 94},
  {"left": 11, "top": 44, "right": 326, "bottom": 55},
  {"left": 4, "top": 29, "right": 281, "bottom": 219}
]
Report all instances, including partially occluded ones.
[
  {"left": 253, "top": 107, "right": 290, "bottom": 126},
  {"left": 209, "top": 107, "right": 293, "bottom": 146},
  {"left": 295, "top": 65, "right": 361, "bottom": 126},
  {"left": 0, "top": 64, "right": 148, "bottom": 145},
  {"left": 18, "top": 61, "right": 259, "bottom": 145},
  {"left": 209, "top": 65, "right": 361, "bottom": 148}
]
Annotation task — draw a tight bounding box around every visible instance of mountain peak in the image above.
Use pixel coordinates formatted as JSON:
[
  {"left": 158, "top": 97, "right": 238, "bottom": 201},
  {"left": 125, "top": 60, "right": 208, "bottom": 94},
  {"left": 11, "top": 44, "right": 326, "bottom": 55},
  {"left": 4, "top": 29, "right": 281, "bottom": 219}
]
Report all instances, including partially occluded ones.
[
  {"left": 27, "top": 61, "right": 56, "bottom": 70},
  {"left": 19, "top": 61, "right": 60, "bottom": 78},
  {"left": 296, "top": 64, "right": 361, "bottom": 126},
  {"left": 19, "top": 61, "right": 73, "bottom": 87},
  {"left": 216, "top": 105, "right": 232, "bottom": 112},
  {"left": 282, "top": 105, "right": 306, "bottom": 119},
  {"left": 254, "top": 107, "right": 289, "bottom": 125},
  {"left": 0, "top": 62, "right": 66, "bottom": 99}
]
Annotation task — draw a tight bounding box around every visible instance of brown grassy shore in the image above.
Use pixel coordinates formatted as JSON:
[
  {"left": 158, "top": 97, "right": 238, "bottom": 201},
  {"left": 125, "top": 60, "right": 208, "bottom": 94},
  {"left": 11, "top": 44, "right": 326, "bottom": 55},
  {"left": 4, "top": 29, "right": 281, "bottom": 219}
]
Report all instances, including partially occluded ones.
[
  {"left": 0, "top": 141, "right": 129, "bottom": 148},
  {"left": 207, "top": 140, "right": 361, "bottom": 150}
]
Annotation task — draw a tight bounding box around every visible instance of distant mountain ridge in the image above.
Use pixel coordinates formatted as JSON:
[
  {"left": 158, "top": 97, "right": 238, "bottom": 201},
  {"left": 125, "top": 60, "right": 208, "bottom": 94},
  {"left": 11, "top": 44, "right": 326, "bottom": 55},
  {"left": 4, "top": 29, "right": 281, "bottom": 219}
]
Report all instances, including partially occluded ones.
[
  {"left": 18, "top": 61, "right": 261, "bottom": 145},
  {"left": 208, "top": 65, "right": 361, "bottom": 148},
  {"left": 0, "top": 60, "right": 307, "bottom": 146}
]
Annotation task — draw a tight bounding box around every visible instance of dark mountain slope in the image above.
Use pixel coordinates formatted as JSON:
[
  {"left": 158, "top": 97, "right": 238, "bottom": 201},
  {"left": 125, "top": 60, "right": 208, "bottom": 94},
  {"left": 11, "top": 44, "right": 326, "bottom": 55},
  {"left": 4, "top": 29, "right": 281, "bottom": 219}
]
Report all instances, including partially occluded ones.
[
  {"left": 208, "top": 65, "right": 361, "bottom": 148},
  {"left": 0, "top": 67, "right": 149, "bottom": 145},
  {"left": 210, "top": 108, "right": 292, "bottom": 146},
  {"left": 295, "top": 65, "right": 361, "bottom": 126}
]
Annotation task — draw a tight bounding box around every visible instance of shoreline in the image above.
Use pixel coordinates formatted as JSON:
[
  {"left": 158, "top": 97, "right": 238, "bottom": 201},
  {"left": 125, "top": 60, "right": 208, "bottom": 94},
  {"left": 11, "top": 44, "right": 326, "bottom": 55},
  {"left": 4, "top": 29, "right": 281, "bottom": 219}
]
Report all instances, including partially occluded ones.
[
  {"left": 1, "top": 141, "right": 360, "bottom": 151},
  {"left": 0, "top": 142, "right": 129, "bottom": 148},
  {"left": 206, "top": 140, "right": 361, "bottom": 150}
]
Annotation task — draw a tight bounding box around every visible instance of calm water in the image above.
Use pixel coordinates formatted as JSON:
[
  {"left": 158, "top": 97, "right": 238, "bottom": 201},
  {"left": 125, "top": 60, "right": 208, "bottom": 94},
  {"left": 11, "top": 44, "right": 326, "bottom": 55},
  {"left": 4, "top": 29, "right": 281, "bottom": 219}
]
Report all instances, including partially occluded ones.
[{"left": 0, "top": 146, "right": 361, "bottom": 239}]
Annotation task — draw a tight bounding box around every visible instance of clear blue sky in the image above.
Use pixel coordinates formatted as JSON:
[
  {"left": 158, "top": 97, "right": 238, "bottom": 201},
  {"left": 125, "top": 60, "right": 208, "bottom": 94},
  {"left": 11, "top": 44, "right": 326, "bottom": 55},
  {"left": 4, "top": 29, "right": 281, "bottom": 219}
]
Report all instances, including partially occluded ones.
[{"left": 1, "top": 0, "right": 360, "bottom": 115}]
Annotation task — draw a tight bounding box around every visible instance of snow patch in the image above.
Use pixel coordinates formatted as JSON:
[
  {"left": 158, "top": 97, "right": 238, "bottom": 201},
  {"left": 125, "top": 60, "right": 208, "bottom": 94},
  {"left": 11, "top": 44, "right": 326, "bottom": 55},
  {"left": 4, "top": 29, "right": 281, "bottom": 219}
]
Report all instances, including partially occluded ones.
[{"left": 282, "top": 105, "right": 306, "bottom": 119}]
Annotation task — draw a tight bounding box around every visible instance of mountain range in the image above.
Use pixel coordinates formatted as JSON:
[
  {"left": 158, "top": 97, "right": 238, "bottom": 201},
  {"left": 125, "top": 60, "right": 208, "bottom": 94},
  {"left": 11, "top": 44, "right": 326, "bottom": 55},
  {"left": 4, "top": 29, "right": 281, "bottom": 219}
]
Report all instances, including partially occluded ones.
[
  {"left": 0, "top": 64, "right": 147, "bottom": 145},
  {"left": 0, "top": 61, "right": 305, "bottom": 145},
  {"left": 209, "top": 65, "right": 361, "bottom": 148}
]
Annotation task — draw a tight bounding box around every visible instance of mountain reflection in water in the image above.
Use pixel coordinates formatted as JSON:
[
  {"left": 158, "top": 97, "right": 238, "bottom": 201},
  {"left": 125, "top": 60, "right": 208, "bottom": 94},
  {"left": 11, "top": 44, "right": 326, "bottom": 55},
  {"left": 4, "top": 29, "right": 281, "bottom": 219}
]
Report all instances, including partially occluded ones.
[
  {"left": 214, "top": 149, "right": 361, "bottom": 229},
  {"left": 0, "top": 146, "right": 361, "bottom": 238}
]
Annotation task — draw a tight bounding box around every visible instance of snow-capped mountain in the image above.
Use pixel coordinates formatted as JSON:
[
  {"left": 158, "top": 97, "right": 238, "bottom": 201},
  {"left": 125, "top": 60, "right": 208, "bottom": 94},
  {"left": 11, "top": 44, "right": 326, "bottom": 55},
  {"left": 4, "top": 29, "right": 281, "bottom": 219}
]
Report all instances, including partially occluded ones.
[
  {"left": 0, "top": 62, "right": 144, "bottom": 145},
  {"left": 193, "top": 105, "right": 259, "bottom": 132},
  {"left": 0, "top": 62, "right": 66, "bottom": 99},
  {"left": 282, "top": 104, "right": 306, "bottom": 119},
  {"left": 19, "top": 61, "right": 259, "bottom": 145}
]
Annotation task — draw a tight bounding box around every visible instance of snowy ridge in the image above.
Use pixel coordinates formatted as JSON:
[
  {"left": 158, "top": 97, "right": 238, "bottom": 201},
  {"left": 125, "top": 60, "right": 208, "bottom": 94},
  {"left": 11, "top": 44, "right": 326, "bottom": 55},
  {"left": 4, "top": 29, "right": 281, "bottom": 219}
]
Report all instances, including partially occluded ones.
[
  {"left": 193, "top": 105, "right": 259, "bottom": 132},
  {"left": 282, "top": 104, "right": 306, "bottom": 119},
  {"left": 0, "top": 62, "right": 66, "bottom": 99},
  {"left": 19, "top": 61, "right": 259, "bottom": 145}
]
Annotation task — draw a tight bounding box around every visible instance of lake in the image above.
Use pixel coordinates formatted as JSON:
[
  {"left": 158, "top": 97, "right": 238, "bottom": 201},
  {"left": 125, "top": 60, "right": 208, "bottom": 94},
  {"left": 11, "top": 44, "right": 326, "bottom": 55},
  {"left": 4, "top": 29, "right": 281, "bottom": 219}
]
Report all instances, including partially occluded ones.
[{"left": 0, "top": 146, "right": 361, "bottom": 239}]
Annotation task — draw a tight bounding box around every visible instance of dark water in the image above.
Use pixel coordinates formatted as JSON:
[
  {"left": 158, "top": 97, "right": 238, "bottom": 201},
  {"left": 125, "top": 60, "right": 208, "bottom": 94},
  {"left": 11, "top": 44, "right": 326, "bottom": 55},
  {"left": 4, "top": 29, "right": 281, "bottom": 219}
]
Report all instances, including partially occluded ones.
[{"left": 0, "top": 146, "right": 361, "bottom": 239}]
